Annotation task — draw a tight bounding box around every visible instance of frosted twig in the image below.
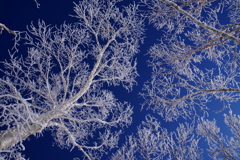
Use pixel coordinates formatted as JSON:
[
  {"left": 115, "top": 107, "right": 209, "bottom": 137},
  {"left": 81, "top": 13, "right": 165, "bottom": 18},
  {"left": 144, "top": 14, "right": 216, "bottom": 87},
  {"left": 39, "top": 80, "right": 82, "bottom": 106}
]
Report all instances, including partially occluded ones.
[
  {"left": 34, "top": 0, "right": 40, "bottom": 8},
  {"left": 161, "top": 0, "right": 240, "bottom": 43},
  {"left": 0, "top": 23, "right": 21, "bottom": 51}
]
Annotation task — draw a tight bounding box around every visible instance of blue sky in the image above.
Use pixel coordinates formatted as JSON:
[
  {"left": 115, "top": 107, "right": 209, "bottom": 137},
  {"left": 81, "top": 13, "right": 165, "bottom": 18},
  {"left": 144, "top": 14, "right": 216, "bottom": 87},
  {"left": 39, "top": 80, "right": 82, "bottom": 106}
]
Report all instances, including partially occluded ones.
[{"left": 1, "top": 0, "right": 240, "bottom": 159}]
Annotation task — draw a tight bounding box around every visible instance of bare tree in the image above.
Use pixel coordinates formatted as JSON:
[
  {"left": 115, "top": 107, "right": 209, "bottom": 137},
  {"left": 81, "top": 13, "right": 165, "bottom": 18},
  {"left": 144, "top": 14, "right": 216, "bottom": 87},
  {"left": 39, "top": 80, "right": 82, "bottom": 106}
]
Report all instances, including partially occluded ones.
[
  {"left": 113, "top": 112, "right": 240, "bottom": 160},
  {"left": 197, "top": 111, "right": 240, "bottom": 160},
  {"left": 116, "top": 1, "right": 240, "bottom": 159},
  {"left": 111, "top": 115, "right": 202, "bottom": 160},
  {"left": 140, "top": 0, "right": 240, "bottom": 121},
  {"left": 111, "top": 1, "right": 240, "bottom": 159},
  {"left": 0, "top": 0, "right": 144, "bottom": 159}
]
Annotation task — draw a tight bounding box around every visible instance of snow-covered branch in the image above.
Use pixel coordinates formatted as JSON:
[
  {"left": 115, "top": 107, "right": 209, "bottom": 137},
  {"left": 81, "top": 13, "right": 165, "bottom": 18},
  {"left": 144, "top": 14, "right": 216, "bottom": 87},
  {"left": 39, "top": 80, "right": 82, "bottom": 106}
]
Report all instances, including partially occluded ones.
[{"left": 0, "top": 0, "right": 144, "bottom": 159}]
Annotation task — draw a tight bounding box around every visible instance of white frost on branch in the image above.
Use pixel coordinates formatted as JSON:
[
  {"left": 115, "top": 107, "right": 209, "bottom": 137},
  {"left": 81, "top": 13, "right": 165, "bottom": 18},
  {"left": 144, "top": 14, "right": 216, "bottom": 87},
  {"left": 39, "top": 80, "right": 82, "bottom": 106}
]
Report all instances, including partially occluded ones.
[
  {"left": 141, "top": 0, "right": 240, "bottom": 121},
  {"left": 197, "top": 111, "right": 240, "bottom": 159},
  {"left": 0, "top": 0, "right": 144, "bottom": 159},
  {"left": 112, "top": 115, "right": 202, "bottom": 160}
]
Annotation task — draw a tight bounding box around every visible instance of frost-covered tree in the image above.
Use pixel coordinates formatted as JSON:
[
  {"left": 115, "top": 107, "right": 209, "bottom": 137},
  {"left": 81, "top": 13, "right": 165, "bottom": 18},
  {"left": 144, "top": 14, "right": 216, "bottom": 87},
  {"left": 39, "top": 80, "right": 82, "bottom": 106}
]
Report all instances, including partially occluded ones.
[
  {"left": 0, "top": 0, "right": 144, "bottom": 159},
  {"left": 197, "top": 111, "right": 240, "bottom": 160},
  {"left": 114, "top": 112, "right": 240, "bottom": 160},
  {"left": 115, "top": 0, "right": 240, "bottom": 159},
  {"left": 111, "top": 115, "right": 202, "bottom": 160},
  {"left": 141, "top": 0, "right": 240, "bottom": 121}
]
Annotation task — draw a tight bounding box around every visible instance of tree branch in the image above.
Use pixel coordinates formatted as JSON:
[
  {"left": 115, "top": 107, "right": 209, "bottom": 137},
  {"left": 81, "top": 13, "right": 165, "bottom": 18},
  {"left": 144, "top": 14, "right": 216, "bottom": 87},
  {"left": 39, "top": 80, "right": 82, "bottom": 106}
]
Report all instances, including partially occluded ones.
[
  {"left": 0, "top": 23, "right": 16, "bottom": 35},
  {"left": 161, "top": 0, "right": 240, "bottom": 43}
]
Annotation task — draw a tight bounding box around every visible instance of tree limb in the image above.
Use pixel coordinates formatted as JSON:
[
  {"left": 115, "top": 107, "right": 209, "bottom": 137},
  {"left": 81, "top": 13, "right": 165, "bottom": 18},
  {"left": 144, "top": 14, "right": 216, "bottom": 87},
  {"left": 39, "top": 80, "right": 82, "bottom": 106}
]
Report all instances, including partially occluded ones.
[{"left": 161, "top": 0, "right": 240, "bottom": 43}]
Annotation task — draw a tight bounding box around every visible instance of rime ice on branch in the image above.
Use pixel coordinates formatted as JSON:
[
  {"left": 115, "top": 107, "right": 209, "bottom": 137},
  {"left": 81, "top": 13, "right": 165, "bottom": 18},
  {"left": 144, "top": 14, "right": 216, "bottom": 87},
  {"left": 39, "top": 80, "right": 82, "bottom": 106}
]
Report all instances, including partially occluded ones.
[
  {"left": 0, "top": 0, "right": 144, "bottom": 159},
  {"left": 141, "top": 0, "right": 240, "bottom": 121}
]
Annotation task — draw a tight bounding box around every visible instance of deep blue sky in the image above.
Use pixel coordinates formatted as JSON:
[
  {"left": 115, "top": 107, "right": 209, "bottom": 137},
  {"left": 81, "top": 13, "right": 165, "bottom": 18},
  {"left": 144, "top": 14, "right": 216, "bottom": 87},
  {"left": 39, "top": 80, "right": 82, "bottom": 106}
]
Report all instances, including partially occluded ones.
[{"left": 1, "top": 0, "right": 240, "bottom": 160}]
